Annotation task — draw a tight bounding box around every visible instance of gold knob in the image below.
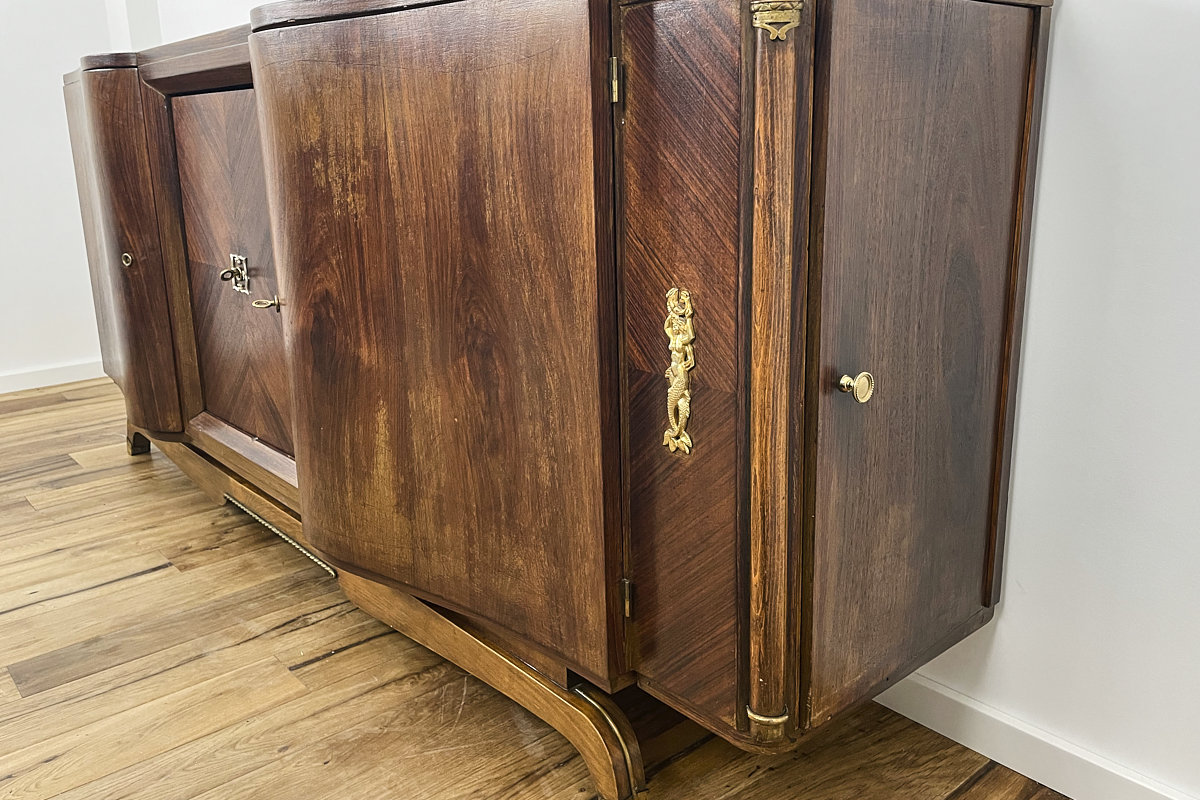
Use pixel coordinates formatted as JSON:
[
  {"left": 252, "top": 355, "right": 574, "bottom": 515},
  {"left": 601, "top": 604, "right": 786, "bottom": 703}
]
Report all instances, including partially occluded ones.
[
  {"left": 838, "top": 371, "right": 874, "bottom": 404},
  {"left": 252, "top": 296, "right": 280, "bottom": 312},
  {"left": 121, "top": 253, "right": 133, "bottom": 267}
]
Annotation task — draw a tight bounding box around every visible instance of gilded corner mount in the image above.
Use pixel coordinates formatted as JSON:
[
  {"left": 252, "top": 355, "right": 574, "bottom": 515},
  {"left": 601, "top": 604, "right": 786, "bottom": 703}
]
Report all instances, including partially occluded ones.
[
  {"left": 663, "top": 287, "right": 696, "bottom": 455},
  {"left": 751, "top": 0, "right": 803, "bottom": 41}
]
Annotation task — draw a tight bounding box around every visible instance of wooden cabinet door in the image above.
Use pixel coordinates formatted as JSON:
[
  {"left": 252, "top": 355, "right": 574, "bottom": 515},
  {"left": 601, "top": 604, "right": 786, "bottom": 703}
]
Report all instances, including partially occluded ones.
[
  {"left": 618, "top": 0, "right": 746, "bottom": 736},
  {"left": 250, "top": 0, "right": 622, "bottom": 684},
  {"left": 807, "top": 0, "right": 1035, "bottom": 723},
  {"left": 70, "top": 67, "right": 182, "bottom": 433},
  {"left": 173, "top": 88, "right": 295, "bottom": 455}
]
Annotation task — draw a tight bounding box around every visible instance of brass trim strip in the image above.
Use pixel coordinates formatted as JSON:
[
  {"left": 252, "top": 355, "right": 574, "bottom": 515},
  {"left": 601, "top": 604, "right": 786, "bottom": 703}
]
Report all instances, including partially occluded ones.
[
  {"left": 745, "top": 706, "right": 790, "bottom": 726},
  {"left": 223, "top": 493, "right": 336, "bottom": 577},
  {"left": 573, "top": 687, "right": 646, "bottom": 795}
]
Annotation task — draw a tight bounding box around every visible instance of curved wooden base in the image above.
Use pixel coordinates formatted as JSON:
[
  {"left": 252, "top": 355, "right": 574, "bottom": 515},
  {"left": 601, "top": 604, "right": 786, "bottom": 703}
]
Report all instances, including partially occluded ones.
[{"left": 339, "top": 572, "right": 647, "bottom": 800}]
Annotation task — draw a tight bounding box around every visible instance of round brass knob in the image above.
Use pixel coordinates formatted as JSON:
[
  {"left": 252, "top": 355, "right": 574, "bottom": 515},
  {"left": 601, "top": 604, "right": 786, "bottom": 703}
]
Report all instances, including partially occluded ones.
[
  {"left": 838, "top": 372, "right": 875, "bottom": 404},
  {"left": 120, "top": 253, "right": 133, "bottom": 267}
]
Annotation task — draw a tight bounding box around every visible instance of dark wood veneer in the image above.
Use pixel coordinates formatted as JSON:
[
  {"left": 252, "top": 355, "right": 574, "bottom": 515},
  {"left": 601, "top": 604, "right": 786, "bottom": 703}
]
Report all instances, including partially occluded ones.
[
  {"left": 986, "top": 7, "right": 1053, "bottom": 607},
  {"left": 174, "top": 88, "right": 295, "bottom": 457},
  {"left": 805, "top": 0, "right": 1035, "bottom": 724},
  {"left": 618, "top": 0, "right": 744, "bottom": 738},
  {"left": 74, "top": 66, "right": 182, "bottom": 434},
  {"left": 251, "top": 0, "right": 621, "bottom": 687},
  {"left": 187, "top": 412, "right": 300, "bottom": 511},
  {"left": 63, "top": 0, "right": 1056, "bottom": 792}
]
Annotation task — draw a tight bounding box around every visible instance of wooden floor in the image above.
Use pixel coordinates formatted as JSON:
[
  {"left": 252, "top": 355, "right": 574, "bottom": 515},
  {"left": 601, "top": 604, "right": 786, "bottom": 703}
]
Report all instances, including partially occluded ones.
[{"left": 0, "top": 378, "right": 1069, "bottom": 800}]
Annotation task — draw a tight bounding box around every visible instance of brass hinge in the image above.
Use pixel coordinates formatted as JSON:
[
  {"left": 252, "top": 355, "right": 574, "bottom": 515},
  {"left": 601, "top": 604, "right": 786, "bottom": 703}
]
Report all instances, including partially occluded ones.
[
  {"left": 620, "top": 578, "right": 633, "bottom": 618},
  {"left": 609, "top": 57, "right": 620, "bottom": 104}
]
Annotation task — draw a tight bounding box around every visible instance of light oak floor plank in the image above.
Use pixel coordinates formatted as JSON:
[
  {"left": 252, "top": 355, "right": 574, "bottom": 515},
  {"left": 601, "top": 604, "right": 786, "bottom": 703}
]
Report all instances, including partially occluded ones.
[
  {"left": 0, "top": 379, "right": 1071, "bottom": 799},
  {"left": 950, "top": 761, "right": 1071, "bottom": 800},
  {"left": 0, "top": 658, "right": 308, "bottom": 798},
  {"left": 0, "top": 669, "right": 17, "bottom": 705}
]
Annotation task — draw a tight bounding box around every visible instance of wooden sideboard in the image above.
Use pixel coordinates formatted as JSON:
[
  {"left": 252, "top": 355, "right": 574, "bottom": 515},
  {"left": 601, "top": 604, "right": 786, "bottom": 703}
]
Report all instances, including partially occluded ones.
[{"left": 64, "top": 0, "right": 1052, "bottom": 796}]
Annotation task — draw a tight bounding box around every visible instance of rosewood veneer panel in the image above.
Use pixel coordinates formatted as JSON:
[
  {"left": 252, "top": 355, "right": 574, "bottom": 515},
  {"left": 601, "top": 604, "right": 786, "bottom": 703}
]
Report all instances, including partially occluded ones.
[
  {"left": 619, "top": 0, "right": 744, "bottom": 735},
  {"left": 74, "top": 67, "right": 182, "bottom": 434},
  {"left": 806, "top": 0, "right": 1034, "bottom": 723},
  {"left": 250, "top": 0, "right": 621, "bottom": 684},
  {"left": 173, "top": 88, "right": 295, "bottom": 456}
]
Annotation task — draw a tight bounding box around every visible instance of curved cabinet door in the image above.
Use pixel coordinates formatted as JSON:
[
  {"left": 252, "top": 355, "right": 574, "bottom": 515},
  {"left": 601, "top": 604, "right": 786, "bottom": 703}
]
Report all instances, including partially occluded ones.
[
  {"left": 251, "top": 0, "right": 622, "bottom": 685},
  {"left": 69, "top": 67, "right": 182, "bottom": 433}
]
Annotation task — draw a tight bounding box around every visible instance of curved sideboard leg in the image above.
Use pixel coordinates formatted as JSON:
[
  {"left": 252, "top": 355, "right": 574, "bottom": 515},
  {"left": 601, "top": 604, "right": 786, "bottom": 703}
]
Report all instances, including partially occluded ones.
[{"left": 339, "top": 572, "right": 647, "bottom": 800}]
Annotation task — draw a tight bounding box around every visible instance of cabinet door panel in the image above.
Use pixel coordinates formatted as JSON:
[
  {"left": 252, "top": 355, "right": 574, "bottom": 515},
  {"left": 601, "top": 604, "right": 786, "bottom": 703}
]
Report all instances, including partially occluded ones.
[
  {"left": 251, "top": 0, "right": 620, "bottom": 682},
  {"left": 74, "top": 68, "right": 182, "bottom": 433},
  {"left": 174, "top": 88, "right": 295, "bottom": 456},
  {"left": 619, "top": 0, "right": 744, "bottom": 734},
  {"left": 809, "top": 0, "right": 1033, "bottom": 722}
]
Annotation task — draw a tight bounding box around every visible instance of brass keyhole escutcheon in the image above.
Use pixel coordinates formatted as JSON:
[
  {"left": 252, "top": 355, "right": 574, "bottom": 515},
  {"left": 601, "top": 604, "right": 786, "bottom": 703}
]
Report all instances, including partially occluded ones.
[
  {"left": 120, "top": 253, "right": 133, "bottom": 267},
  {"left": 839, "top": 372, "right": 875, "bottom": 404}
]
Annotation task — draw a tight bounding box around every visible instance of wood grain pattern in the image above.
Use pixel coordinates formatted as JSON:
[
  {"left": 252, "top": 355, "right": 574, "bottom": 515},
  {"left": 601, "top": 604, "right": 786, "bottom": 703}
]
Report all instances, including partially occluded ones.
[
  {"left": 953, "top": 762, "right": 1071, "bottom": 800},
  {"left": 251, "top": 0, "right": 620, "bottom": 685},
  {"left": 186, "top": 412, "right": 300, "bottom": 511},
  {"left": 0, "top": 377, "right": 1071, "bottom": 800},
  {"left": 986, "top": 7, "right": 1053, "bottom": 606},
  {"left": 251, "top": 0, "right": 446, "bottom": 31},
  {"left": 618, "top": 0, "right": 745, "bottom": 741},
  {"left": 174, "top": 88, "right": 296, "bottom": 457},
  {"left": 139, "top": 43, "right": 253, "bottom": 95},
  {"left": 79, "top": 53, "right": 136, "bottom": 71},
  {"left": 75, "top": 67, "right": 182, "bottom": 434},
  {"left": 806, "top": 0, "right": 1035, "bottom": 723},
  {"left": 137, "top": 80, "right": 206, "bottom": 423},
  {"left": 745, "top": 0, "right": 815, "bottom": 742},
  {"left": 64, "top": 77, "right": 119, "bottom": 392},
  {"left": 340, "top": 572, "right": 645, "bottom": 800},
  {"left": 152, "top": 437, "right": 314, "bottom": 556},
  {"left": 136, "top": 25, "right": 253, "bottom": 64}
]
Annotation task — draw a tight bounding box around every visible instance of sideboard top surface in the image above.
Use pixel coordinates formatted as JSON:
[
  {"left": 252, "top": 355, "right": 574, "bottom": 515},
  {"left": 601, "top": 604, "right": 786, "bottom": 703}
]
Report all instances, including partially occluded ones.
[{"left": 249, "top": 0, "right": 1054, "bottom": 32}]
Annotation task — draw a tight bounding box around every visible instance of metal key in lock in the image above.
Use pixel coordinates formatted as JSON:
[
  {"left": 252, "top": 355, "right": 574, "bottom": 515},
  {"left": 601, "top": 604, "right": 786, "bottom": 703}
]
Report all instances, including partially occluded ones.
[{"left": 221, "top": 254, "right": 250, "bottom": 294}]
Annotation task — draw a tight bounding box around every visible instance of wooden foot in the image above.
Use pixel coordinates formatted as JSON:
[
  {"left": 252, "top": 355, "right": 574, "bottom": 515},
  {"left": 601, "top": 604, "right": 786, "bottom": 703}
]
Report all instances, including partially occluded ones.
[
  {"left": 127, "top": 427, "right": 151, "bottom": 456},
  {"left": 339, "top": 572, "right": 648, "bottom": 800}
]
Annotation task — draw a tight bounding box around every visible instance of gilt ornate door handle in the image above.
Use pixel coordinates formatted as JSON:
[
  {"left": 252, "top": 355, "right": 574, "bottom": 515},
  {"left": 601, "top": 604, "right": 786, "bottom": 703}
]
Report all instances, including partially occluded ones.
[{"left": 663, "top": 287, "right": 696, "bottom": 454}]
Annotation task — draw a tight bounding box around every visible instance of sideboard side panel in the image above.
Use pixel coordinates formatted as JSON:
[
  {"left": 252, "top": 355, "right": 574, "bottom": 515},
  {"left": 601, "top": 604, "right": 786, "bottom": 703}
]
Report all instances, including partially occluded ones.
[
  {"left": 807, "top": 0, "right": 1034, "bottom": 723},
  {"left": 65, "top": 78, "right": 119, "bottom": 386},
  {"left": 251, "top": 0, "right": 618, "bottom": 684},
  {"left": 78, "top": 67, "right": 183, "bottom": 433}
]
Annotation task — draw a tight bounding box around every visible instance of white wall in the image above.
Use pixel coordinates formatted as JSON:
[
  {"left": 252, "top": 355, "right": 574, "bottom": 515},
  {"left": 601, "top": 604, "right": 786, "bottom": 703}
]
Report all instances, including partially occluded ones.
[
  {"left": 0, "top": 0, "right": 115, "bottom": 392},
  {"left": 156, "top": 0, "right": 258, "bottom": 43},
  {"left": 879, "top": 1, "right": 1200, "bottom": 799},
  {"left": 0, "top": 0, "right": 245, "bottom": 394}
]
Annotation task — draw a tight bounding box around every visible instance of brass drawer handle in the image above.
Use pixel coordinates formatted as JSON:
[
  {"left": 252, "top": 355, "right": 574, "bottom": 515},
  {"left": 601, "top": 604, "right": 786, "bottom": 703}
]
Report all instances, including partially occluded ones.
[
  {"left": 839, "top": 371, "right": 874, "bottom": 404},
  {"left": 252, "top": 296, "right": 280, "bottom": 312}
]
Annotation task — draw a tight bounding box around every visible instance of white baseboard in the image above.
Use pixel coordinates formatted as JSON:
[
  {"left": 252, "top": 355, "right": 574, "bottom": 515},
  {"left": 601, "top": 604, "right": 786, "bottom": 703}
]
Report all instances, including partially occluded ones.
[
  {"left": 877, "top": 673, "right": 1196, "bottom": 800},
  {"left": 0, "top": 361, "right": 106, "bottom": 395}
]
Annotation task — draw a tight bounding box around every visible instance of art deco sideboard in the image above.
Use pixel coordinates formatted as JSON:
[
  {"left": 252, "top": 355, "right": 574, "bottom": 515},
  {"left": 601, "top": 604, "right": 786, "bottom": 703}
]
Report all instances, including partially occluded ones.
[{"left": 64, "top": 0, "right": 1052, "bottom": 796}]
